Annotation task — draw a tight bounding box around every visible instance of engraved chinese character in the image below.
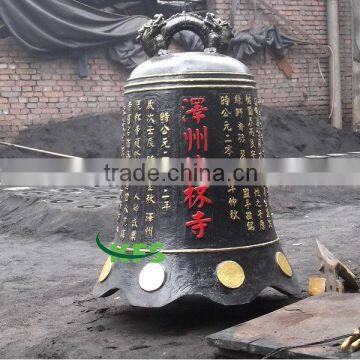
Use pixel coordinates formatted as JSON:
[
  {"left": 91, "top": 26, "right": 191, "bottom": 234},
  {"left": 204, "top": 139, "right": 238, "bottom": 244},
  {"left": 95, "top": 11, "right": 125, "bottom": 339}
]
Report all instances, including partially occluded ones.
[
  {"left": 183, "top": 126, "right": 208, "bottom": 152},
  {"left": 234, "top": 95, "right": 242, "bottom": 105},
  {"left": 147, "top": 113, "right": 155, "bottom": 124},
  {"left": 145, "top": 226, "right": 154, "bottom": 238},
  {"left": 135, "top": 125, "right": 141, "bottom": 135},
  {"left": 161, "top": 138, "right": 170, "bottom": 152},
  {"left": 147, "top": 138, "right": 155, "bottom": 148},
  {"left": 225, "top": 145, "right": 234, "bottom": 157},
  {"left": 145, "top": 212, "right": 155, "bottom": 223},
  {"left": 230, "top": 209, "right": 240, "bottom": 221},
  {"left": 221, "top": 108, "right": 231, "bottom": 118},
  {"left": 160, "top": 112, "right": 170, "bottom": 123},
  {"left": 130, "top": 230, "right": 137, "bottom": 241},
  {"left": 246, "top": 95, "right": 252, "bottom": 105},
  {"left": 238, "top": 133, "right": 245, "bottom": 144},
  {"left": 162, "top": 201, "right": 171, "bottom": 212},
  {"left": 235, "top": 108, "right": 243, "bottom": 117},
  {"left": 147, "top": 99, "right": 155, "bottom": 110},
  {"left": 147, "top": 126, "right": 155, "bottom": 136},
  {"left": 184, "top": 185, "right": 212, "bottom": 209},
  {"left": 135, "top": 100, "right": 142, "bottom": 110},
  {"left": 131, "top": 219, "right": 138, "bottom": 228},
  {"left": 247, "top": 222, "right": 255, "bottom": 231},
  {"left": 223, "top": 121, "right": 233, "bottom": 132},
  {"left": 243, "top": 188, "right": 250, "bottom": 199},
  {"left": 245, "top": 211, "right": 253, "bottom": 221},
  {"left": 185, "top": 211, "right": 212, "bottom": 239},
  {"left": 160, "top": 124, "right": 170, "bottom": 136},
  {"left": 228, "top": 197, "right": 238, "bottom": 207},
  {"left": 183, "top": 97, "right": 208, "bottom": 124},
  {"left": 146, "top": 194, "right": 155, "bottom": 204},
  {"left": 220, "top": 95, "right": 230, "bottom": 106},
  {"left": 119, "top": 229, "right": 126, "bottom": 241}
]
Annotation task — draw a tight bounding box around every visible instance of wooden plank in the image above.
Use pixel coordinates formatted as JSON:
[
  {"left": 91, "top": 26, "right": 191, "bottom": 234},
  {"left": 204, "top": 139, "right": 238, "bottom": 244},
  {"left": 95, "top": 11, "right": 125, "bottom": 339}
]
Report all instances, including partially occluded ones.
[
  {"left": 207, "top": 293, "right": 360, "bottom": 359},
  {"left": 317, "top": 241, "right": 359, "bottom": 293}
]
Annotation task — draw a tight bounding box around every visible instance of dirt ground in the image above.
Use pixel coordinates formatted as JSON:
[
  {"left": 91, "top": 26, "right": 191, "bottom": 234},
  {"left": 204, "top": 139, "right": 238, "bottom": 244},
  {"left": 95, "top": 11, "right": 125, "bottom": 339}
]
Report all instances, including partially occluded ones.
[{"left": 0, "top": 185, "right": 359, "bottom": 358}]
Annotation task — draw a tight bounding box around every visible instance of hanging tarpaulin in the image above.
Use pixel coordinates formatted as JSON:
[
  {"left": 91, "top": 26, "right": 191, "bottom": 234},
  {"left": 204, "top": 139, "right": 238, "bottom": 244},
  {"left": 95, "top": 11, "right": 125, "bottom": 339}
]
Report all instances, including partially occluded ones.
[
  {"left": 0, "top": 0, "right": 149, "bottom": 52},
  {"left": 0, "top": 19, "right": 9, "bottom": 38},
  {"left": 230, "top": 26, "right": 298, "bottom": 60},
  {"left": 0, "top": 0, "right": 206, "bottom": 72},
  {"left": 0, "top": 1, "right": 299, "bottom": 73}
]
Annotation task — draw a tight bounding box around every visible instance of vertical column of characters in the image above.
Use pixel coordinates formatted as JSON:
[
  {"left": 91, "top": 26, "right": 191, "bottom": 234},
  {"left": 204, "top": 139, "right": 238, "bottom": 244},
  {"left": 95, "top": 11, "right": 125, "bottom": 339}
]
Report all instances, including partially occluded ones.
[
  {"left": 129, "top": 193, "right": 140, "bottom": 243},
  {"left": 160, "top": 111, "right": 172, "bottom": 215},
  {"left": 182, "top": 97, "right": 212, "bottom": 240},
  {"left": 246, "top": 94, "right": 256, "bottom": 159},
  {"left": 221, "top": 95, "right": 240, "bottom": 224},
  {"left": 242, "top": 187, "right": 255, "bottom": 232},
  {"left": 221, "top": 95, "right": 234, "bottom": 158},
  {"left": 145, "top": 183, "right": 155, "bottom": 241},
  {"left": 125, "top": 101, "right": 132, "bottom": 159},
  {"left": 146, "top": 99, "right": 156, "bottom": 157},
  {"left": 118, "top": 105, "right": 127, "bottom": 242},
  {"left": 254, "top": 97, "right": 265, "bottom": 158},
  {"left": 144, "top": 99, "right": 157, "bottom": 243},
  {"left": 262, "top": 186, "right": 273, "bottom": 229},
  {"left": 119, "top": 186, "right": 130, "bottom": 242},
  {"left": 228, "top": 183, "right": 241, "bottom": 222},
  {"left": 234, "top": 94, "right": 247, "bottom": 159},
  {"left": 129, "top": 99, "right": 144, "bottom": 243},
  {"left": 254, "top": 187, "right": 266, "bottom": 231},
  {"left": 133, "top": 100, "right": 142, "bottom": 159},
  {"left": 118, "top": 101, "right": 132, "bottom": 243}
]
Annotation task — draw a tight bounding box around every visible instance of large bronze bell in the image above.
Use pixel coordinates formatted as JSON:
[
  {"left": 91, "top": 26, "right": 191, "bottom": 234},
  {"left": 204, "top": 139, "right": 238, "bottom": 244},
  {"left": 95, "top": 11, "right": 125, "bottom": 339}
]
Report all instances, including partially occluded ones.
[{"left": 94, "top": 12, "right": 301, "bottom": 307}]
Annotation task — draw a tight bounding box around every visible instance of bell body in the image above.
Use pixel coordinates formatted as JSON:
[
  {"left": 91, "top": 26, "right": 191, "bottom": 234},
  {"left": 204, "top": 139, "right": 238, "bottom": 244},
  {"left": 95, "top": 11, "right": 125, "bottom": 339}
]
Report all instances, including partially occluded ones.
[{"left": 94, "top": 49, "right": 301, "bottom": 307}]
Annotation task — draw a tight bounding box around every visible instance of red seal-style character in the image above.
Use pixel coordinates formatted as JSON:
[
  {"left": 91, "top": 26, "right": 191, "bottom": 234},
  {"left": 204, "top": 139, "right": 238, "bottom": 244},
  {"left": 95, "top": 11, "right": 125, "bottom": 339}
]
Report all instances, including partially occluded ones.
[
  {"left": 182, "top": 97, "right": 208, "bottom": 124},
  {"left": 185, "top": 211, "right": 212, "bottom": 239},
  {"left": 184, "top": 185, "right": 212, "bottom": 209},
  {"left": 183, "top": 126, "right": 208, "bottom": 152}
]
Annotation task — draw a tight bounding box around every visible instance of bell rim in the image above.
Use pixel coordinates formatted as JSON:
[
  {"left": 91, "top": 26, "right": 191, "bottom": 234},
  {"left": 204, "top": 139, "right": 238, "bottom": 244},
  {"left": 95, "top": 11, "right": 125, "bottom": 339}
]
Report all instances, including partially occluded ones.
[{"left": 93, "top": 242, "right": 302, "bottom": 308}]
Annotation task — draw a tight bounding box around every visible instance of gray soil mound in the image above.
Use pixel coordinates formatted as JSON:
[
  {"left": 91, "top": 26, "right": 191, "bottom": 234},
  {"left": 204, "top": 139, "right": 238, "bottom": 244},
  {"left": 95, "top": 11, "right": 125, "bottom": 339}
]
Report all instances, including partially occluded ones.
[
  {"left": 0, "top": 113, "right": 122, "bottom": 158},
  {"left": 1, "top": 107, "right": 359, "bottom": 158},
  {"left": 262, "top": 107, "right": 360, "bottom": 157}
]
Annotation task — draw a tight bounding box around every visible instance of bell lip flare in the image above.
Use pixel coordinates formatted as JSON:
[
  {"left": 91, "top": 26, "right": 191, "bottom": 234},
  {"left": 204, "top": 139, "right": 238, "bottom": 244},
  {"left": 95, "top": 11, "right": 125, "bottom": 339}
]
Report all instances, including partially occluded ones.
[{"left": 93, "top": 243, "right": 301, "bottom": 308}]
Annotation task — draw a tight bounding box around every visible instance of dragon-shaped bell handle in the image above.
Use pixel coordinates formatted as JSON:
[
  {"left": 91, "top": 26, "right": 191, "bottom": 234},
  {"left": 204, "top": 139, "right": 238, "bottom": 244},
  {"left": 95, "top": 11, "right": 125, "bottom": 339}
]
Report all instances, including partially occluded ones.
[{"left": 137, "top": 12, "right": 234, "bottom": 57}]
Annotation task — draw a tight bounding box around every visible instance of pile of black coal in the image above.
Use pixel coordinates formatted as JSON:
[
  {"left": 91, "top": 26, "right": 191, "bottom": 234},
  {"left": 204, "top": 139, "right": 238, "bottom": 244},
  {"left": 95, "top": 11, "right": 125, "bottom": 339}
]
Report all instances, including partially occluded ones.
[
  {"left": 1, "top": 107, "right": 359, "bottom": 158},
  {"left": 0, "top": 113, "right": 122, "bottom": 158},
  {"left": 262, "top": 107, "right": 360, "bottom": 157}
]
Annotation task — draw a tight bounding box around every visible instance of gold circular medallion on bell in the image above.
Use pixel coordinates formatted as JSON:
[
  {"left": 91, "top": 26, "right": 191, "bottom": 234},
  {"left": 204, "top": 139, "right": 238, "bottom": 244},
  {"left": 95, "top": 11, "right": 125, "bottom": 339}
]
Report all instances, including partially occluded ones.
[
  {"left": 139, "top": 263, "right": 166, "bottom": 292},
  {"left": 98, "top": 257, "right": 113, "bottom": 283},
  {"left": 216, "top": 261, "right": 245, "bottom": 289},
  {"left": 276, "top": 252, "right": 293, "bottom": 277}
]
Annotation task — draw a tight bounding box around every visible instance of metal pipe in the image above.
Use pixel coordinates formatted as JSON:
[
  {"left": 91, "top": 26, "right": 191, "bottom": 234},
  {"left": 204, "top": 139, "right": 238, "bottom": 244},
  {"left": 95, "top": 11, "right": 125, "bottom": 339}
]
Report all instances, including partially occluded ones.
[
  {"left": 327, "top": 0, "right": 343, "bottom": 129},
  {"left": 0, "top": 141, "right": 82, "bottom": 159}
]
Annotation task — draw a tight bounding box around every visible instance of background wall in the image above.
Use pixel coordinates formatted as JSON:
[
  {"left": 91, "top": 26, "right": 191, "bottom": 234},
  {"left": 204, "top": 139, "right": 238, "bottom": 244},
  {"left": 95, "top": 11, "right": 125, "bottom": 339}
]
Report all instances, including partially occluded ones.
[
  {"left": 0, "top": 38, "right": 126, "bottom": 140},
  {"left": 0, "top": 1, "right": 355, "bottom": 140},
  {"left": 213, "top": 0, "right": 353, "bottom": 128}
]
